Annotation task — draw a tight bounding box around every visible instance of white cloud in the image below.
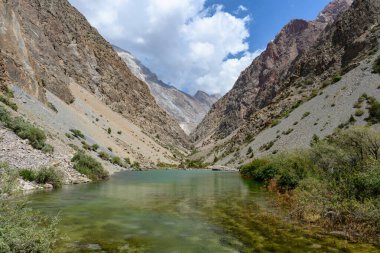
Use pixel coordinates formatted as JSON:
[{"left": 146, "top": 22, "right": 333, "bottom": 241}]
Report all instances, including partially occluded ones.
[{"left": 69, "top": 0, "right": 259, "bottom": 95}]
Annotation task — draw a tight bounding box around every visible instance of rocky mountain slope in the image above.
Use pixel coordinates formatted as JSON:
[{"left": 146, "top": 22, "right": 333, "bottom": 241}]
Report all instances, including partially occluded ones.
[
  {"left": 0, "top": 0, "right": 190, "bottom": 154},
  {"left": 115, "top": 47, "right": 220, "bottom": 134},
  {"left": 192, "top": 0, "right": 353, "bottom": 143},
  {"left": 0, "top": 0, "right": 197, "bottom": 177},
  {"left": 191, "top": 0, "right": 380, "bottom": 166}
]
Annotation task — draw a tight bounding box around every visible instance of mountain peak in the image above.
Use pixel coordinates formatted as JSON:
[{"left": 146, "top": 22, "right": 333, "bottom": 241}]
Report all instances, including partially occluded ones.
[{"left": 317, "top": 0, "right": 353, "bottom": 23}]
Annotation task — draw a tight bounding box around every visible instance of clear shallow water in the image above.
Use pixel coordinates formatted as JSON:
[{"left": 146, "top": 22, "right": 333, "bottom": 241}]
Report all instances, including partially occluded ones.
[{"left": 27, "top": 170, "right": 379, "bottom": 253}]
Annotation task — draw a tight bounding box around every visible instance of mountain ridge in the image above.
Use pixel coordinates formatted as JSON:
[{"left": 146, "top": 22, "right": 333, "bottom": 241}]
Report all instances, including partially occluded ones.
[
  {"left": 114, "top": 46, "right": 220, "bottom": 134},
  {"left": 192, "top": 0, "right": 354, "bottom": 143}
]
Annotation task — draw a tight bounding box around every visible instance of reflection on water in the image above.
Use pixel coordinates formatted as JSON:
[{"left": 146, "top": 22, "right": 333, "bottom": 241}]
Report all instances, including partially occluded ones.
[{"left": 27, "top": 170, "right": 379, "bottom": 252}]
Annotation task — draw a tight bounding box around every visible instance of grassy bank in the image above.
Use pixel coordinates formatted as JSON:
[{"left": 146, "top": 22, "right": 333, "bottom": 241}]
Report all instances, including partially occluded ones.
[
  {"left": 240, "top": 126, "right": 380, "bottom": 244},
  {"left": 0, "top": 163, "right": 59, "bottom": 252}
]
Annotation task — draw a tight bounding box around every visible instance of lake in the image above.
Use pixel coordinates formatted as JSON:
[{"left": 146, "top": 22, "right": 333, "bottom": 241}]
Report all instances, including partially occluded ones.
[{"left": 27, "top": 170, "right": 378, "bottom": 252}]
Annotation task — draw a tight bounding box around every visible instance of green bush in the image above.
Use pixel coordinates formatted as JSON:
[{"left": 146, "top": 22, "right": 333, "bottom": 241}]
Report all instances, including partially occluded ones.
[
  {"left": 98, "top": 151, "right": 110, "bottom": 161},
  {"left": 259, "top": 141, "right": 275, "bottom": 151},
  {"left": 41, "top": 144, "right": 54, "bottom": 154},
  {"left": 252, "top": 164, "right": 278, "bottom": 183},
  {"left": 0, "top": 95, "right": 18, "bottom": 111},
  {"left": 35, "top": 167, "right": 64, "bottom": 188},
  {"left": 366, "top": 97, "right": 380, "bottom": 124},
  {"left": 72, "top": 151, "right": 109, "bottom": 181},
  {"left": 351, "top": 168, "right": 380, "bottom": 199},
  {"left": 355, "top": 109, "right": 365, "bottom": 117},
  {"left": 332, "top": 74, "right": 342, "bottom": 83},
  {"left": 277, "top": 170, "right": 300, "bottom": 192},
  {"left": 132, "top": 161, "right": 140, "bottom": 169},
  {"left": 19, "top": 169, "right": 36, "bottom": 182},
  {"left": 124, "top": 157, "right": 131, "bottom": 165},
  {"left": 0, "top": 202, "right": 59, "bottom": 252},
  {"left": 301, "top": 112, "right": 311, "bottom": 120},
  {"left": 373, "top": 55, "right": 380, "bottom": 74},
  {"left": 69, "top": 129, "right": 85, "bottom": 139},
  {"left": 91, "top": 144, "right": 99, "bottom": 151},
  {"left": 111, "top": 156, "right": 123, "bottom": 167},
  {"left": 241, "top": 126, "right": 380, "bottom": 241},
  {"left": 0, "top": 112, "right": 52, "bottom": 152},
  {"left": 240, "top": 159, "right": 270, "bottom": 179}
]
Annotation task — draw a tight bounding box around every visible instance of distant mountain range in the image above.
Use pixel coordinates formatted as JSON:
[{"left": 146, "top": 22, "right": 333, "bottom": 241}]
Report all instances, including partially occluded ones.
[{"left": 114, "top": 46, "right": 220, "bottom": 134}]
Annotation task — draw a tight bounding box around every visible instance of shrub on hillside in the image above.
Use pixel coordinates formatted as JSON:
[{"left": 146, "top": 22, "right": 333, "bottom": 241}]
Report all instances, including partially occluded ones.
[
  {"left": 19, "top": 169, "right": 36, "bottom": 182},
  {"left": 0, "top": 95, "right": 18, "bottom": 111},
  {"left": 69, "top": 129, "right": 85, "bottom": 139},
  {"left": 373, "top": 55, "right": 380, "bottom": 74},
  {"left": 366, "top": 97, "right": 380, "bottom": 124},
  {"left": 72, "top": 151, "right": 109, "bottom": 181},
  {"left": 35, "top": 167, "right": 64, "bottom": 188},
  {"left": 0, "top": 107, "right": 53, "bottom": 153},
  {"left": 98, "top": 151, "right": 110, "bottom": 161}
]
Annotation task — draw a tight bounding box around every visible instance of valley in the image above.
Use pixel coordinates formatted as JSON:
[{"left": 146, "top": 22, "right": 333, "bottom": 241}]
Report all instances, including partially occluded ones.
[{"left": 0, "top": 0, "right": 380, "bottom": 252}]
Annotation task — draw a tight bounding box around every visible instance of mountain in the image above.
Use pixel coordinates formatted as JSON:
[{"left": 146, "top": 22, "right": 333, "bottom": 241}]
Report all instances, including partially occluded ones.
[
  {"left": 0, "top": 0, "right": 191, "bottom": 170},
  {"left": 114, "top": 47, "right": 220, "bottom": 134},
  {"left": 192, "top": 0, "right": 354, "bottom": 143},
  {"left": 191, "top": 0, "right": 380, "bottom": 166}
]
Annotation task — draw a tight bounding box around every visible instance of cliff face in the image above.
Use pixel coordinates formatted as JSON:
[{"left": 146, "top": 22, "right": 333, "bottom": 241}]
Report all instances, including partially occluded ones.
[
  {"left": 0, "top": 0, "right": 190, "bottom": 150},
  {"left": 192, "top": 0, "right": 353, "bottom": 143},
  {"left": 115, "top": 47, "right": 220, "bottom": 134}
]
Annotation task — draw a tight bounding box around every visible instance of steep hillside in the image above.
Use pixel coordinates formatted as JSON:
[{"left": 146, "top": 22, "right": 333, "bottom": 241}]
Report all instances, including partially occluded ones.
[
  {"left": 115, "top": 47, "right": 220, "bottom": 134},
  {"left": 192, "top": 0, "right": 353, "bottom": 143},
  {"left": 0, "top": 0, "right": 190, "bottom": 152},
  {"left": 190, "top": 0, "right": 380, "bottom": 166}
]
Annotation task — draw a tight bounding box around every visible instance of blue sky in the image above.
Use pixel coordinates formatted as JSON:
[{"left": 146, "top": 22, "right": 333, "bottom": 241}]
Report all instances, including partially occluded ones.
[
  {"left": 205, "top": 0, "right": 331, "bottom": 51},
  {"left": 69, "top": 0, "right": 332, "bottom": 95}
]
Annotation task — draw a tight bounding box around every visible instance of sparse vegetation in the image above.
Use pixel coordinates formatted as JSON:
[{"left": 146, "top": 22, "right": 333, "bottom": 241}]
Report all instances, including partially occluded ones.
[
  {"left": 98, "top": 151, "right": 110, "bottom": 161},
  {"left": 246, "top": 147, "right": 253, "bottom": 155},
  {"left": 179, "top": 159, "right": 209, "bottom": 169},
  {"left": 91, "top": 143, "right": 99, "bottom": 151},
  {"left": 355, "top": 109, "right": 365, "bottom": 117},
  {"left": 0, "top": 95, "right": 18, "bottom": 111},
  {"left": 0, "top": 106, "right": 53, "bottom": 153},
  {"left": 20, "top": 167, "right": 64, "bottom": 189},
  {"left": 366, "top": 96, "right": 380, "bottom": 124},
  {"left": 35, "top": 167, "right": 64, "bottom": 188},
  {"left": 107, "top": 127, "right": 112, "bottom": 134},
  {"left": 332, "top": 74, "right": 342, "bottom": 84},
  {"left": 132, "top": 161, "right": 141, "bottom": 170},
  {"left": 282, "top": 128, "right": 294, "bottom": 135},
  {"left": 270, "top": 119, "right": 281, "bottom": 128},
  {"left": 0, "top": 164, "right": 59, "bottom": 251},
  {"left": 240, "top": 127, "right": 380, "bottom": 243},
  {"left": 69, "top": 129, "right": 85, "bottom": 139},
  {"left": 259, "top": 141, "right": 275, "bottom": 151},
  {"left": 156, "top": 162, "right": 177, "bottom": 169},
  {"left": 372, "top": 55, "right": 380, "bottom": 74},
  {"left": 47, "top": 102, "right": 58, "bottom": 113},
  {"left": 111, "top": 156, "right": 123, "bottom": 167},
  {"left": 19, "top": 169, "right": 36, "bottom": 182},
  {"left": 301, "top": 112, "right": 310, "bottom": 120},
  {"left": 72, "top": 151, "right": 109, "bottom": 181}
]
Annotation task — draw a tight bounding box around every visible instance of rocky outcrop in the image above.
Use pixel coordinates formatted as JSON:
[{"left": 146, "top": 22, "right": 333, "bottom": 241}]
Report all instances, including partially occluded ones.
[
  {"left": 0, "top": 0, "right": 190, "bottom": 151},
  {"left": 115, "top": 47, "right": 220, "bottom": 134},
  {"left": 192, "top": 0, "right": 353, "bottom": 143}
]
